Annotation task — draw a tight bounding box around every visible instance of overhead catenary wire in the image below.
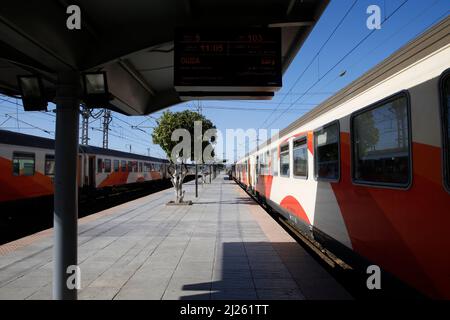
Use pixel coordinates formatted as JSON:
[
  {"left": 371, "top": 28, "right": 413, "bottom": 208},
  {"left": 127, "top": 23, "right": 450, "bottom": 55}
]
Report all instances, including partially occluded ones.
[
  {"left": 264, "top": 0, "right": 411, "bottom": 129},
  {"left": 2, "top": 114, "right": 53, "bottom": 134},
  {"left": 193, "top": 105, "right": 317, "bottom": 113},
  {"left": 260, "top": 0, "right": 359, "bottom": 129},
  {"left": 309, "top": 0, "right": 447, "bottom": 95},
  {"left": 0, "top": 94, "right": 163, "bottom": 156}
]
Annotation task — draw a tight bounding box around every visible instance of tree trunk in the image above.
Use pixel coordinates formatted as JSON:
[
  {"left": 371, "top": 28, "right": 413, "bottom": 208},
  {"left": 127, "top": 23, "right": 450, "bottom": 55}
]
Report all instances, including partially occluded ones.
[{"left": 170, "top": 163, "right": 187, "bottom": 203}]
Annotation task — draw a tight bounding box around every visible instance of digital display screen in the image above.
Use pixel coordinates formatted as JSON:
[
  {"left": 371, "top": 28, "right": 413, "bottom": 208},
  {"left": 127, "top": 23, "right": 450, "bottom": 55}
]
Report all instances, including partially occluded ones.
[{"left": 174, "top": 28, "right": 282, "bottom": 91}]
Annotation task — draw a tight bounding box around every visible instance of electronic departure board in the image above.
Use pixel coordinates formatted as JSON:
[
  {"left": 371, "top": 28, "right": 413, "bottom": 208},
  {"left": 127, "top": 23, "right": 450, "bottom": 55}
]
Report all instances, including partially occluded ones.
[{"left": 174, "top": 28, "right": 282, "bottom": 93}]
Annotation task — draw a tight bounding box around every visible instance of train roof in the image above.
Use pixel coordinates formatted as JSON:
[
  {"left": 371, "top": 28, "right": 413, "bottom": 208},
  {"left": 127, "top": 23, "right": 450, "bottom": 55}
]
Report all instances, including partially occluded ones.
[
  {"left": 0, "top": 129, "right": 169, "bottom": 163},
  {"left": 245, "top": 15, "right": 450, "bottom": 159}
]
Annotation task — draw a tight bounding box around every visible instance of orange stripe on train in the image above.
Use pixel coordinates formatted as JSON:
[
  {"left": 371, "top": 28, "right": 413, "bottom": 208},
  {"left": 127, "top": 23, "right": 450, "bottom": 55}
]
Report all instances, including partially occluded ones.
[{"left": 0, "top": 157, "right": 53, "bottom": 202}]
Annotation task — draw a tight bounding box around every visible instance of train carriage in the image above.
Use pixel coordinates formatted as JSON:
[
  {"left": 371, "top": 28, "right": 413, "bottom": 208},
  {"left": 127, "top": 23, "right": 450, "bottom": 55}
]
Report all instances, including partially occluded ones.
[
  {"left": 0, "top": 130, "right": 170, "bottom": 203},
  {"left": 236, "top": 17, "right": 450, "bottom": 298}
]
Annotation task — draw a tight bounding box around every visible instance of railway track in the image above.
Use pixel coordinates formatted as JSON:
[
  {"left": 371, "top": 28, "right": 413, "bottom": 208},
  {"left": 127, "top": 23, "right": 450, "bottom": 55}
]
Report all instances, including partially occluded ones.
[{"left": 236, "top": 180, "right": 426, "bottom": 300}]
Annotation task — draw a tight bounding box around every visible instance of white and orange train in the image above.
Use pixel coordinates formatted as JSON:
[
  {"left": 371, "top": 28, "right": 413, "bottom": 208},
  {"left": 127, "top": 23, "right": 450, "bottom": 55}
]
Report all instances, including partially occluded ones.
[
  {"left": 234, "top": 18, "right": 450, "bottom": 298},
  {"left": 0, "top": 130, "right": 171, "bottom": 204}
]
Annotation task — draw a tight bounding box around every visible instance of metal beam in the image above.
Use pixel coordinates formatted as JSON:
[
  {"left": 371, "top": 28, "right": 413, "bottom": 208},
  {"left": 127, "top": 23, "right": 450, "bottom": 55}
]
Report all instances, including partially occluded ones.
[
  {"left": 118, "top": 59, "right": 155, "bottom": 96},
  {"left": 53, "top": 71, "right": 80, "bottom": 300}
]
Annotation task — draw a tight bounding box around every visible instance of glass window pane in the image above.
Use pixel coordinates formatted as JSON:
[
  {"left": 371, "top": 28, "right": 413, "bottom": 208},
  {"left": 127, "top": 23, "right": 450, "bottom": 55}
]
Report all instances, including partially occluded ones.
[
  {"left": 104, "top": 159, "right": 111, "bottom": 173},
  {"left": 121, "top": 160, "right": 126, "bottom": 172},
  {"left": 293, "top": 139, "right": 308, "bottom": 177},
  {"left": 256, "top": 156, "right": 259, "bottom": 176},
  {"left": 353, "top": 95, "right": 410, "bottom": 185},
  {"left": 45, "top": 154, "right": 55, "bottom": 177},
  {"left": 280, "top": 144, "right": 290, "bottom": 177},
  {"left": 264, "top": 151, "right": 270, "bottom": 175},
  {"left": 12, "top": 152, "right": 35, "bottom": 176},
  {"left": 114, "top": 160, "right": 119, "bottom": 172},
  {"left": 272, "top": 148, "right": 278, "bottom": 176},
  {"left": 315, "top": 123, "right": 339, "bottom": 180},
  {"left": 97, "top": 158, "right": 103, "bottom": 173}
]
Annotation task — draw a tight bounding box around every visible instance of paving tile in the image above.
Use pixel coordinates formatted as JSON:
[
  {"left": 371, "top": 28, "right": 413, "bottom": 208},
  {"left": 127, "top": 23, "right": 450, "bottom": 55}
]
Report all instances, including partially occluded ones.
[
  {"left": 79, "top": 287, "right": 119, "bottom": 300},
  {"left": 25, "top": 284, "right": 52, "bottom": 300},
  {"left": 211, "top": 278, "right": 255, "bottom": 290},
  {"left": 211, "top": 289, "right": 258, "bottom": 300},
  {"left": 253, "top": 278, "right": 299, "bottom": 290},
  {"left": 5, "top": 275, "right": 50, "bottom": 288},
  {"left": 162, "top": 289, "right": 211, "bottom": 300},
  {"left": 0, "top": 175, "right": 351, "bottom": 300},
  {"left": 256, "top": 288, "right": 305, "bottom": 300},
  {"left": 296, "top": 277, "right": 353, "bottom": 300},
  {"left": 0, "top": 286, "right": 39, "bottom": 300}
]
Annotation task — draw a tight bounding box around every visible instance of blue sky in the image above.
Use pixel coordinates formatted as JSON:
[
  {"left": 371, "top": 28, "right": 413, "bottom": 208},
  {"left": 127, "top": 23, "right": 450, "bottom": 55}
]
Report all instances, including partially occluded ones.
[{"left": 0, "top": 0, "right": 448, "bottom": 161}]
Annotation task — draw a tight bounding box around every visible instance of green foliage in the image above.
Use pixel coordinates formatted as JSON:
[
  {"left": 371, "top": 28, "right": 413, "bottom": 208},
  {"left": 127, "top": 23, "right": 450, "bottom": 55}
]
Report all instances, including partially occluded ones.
[
  {"left": 152, "top": 110, "right": 216, "bottom": 163},
  {"left": 356, "top": 111, "right": 379, "bottom": 156}
]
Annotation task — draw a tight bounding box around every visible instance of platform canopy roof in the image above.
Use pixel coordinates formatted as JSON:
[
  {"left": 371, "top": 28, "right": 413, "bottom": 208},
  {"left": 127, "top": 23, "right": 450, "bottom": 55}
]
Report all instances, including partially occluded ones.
[{"left": 0, "top": 0, "right": 329, "bottom": 115}]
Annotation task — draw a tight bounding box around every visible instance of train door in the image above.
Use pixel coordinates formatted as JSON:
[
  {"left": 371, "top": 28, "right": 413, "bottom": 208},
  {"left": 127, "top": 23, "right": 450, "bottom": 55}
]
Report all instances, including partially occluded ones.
[{"left": 88, "top": 156, "right": 96, "bottom": 188}]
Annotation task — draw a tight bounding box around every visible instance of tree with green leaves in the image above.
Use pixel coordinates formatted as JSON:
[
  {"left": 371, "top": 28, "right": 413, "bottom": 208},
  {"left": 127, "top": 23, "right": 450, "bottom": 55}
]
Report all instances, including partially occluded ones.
[{"left": 152, "top": 110, "right": 216, "bottom": 203}]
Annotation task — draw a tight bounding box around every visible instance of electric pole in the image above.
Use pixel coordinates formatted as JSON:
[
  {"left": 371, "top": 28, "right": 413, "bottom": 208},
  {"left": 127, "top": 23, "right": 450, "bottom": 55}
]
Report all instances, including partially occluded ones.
[
  {"left": 102, "top": 109, "right": 111, "bottom": 149},
  {"left": 196, "top": 100, "right": 202, "bottom": 115},
  {"left": 80, "top": 104, "right": 90, "bottom": 145}
]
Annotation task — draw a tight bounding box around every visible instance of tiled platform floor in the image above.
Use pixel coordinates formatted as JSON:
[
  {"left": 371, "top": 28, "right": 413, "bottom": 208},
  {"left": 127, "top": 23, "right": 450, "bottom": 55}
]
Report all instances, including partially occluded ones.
[{"left": 0, "top": 174, "right": 352, "bottom": 300}]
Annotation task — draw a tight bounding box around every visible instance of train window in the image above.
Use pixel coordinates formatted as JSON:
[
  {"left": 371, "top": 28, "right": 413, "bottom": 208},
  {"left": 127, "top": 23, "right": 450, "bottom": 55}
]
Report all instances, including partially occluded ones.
[
  {"left": 121, "top": 160, "right": 126, "bottom": 172},
  {"left": 263, "top": 150, "right": 270, "bottom": 175},
  {"left": 45, "top": 154, "right": 55, "bottom": 177},
  {"left": 128, "top": 161, "right": 132, "bottom": 172},
  {"left": 139, "top": 162, "right": 143, "bottom": 173},
  {"left": 259, "top": 153, "right": 265, "bottom": 175},
  {"left": 259, "top": 152, "right": 268, "bottom": 175},
  {"left": 104, "top": 159, "right": 111, "bottom": 173},
  {"left": 271, "top": 148, "right": 278, "bottom": 176},
  {"left": 293, "top": 137, "right": 308, "bottom": 178},
  {"left": 314, "top": 121, "right": 340, "bottom": 181},
  {"left": 256, "top": 155, "right": 260, "bottom": 175},
  {"left": 280, "top": 143, "right": 290, "bottom": 177},
  {"left": 12, "top": 152, "right": 35, "bottom": 176},
  {"left": 114, "top": 160, "right": 119, "bottom": 172},
  {"left": 351, "top": 92, "right": 411, "bottom": 187},
  {"left": 97, "top": 158, "right": 103, "bottom": 173},
  {"left": 441, "top": 72, "right": 450, "bottom": 190}
]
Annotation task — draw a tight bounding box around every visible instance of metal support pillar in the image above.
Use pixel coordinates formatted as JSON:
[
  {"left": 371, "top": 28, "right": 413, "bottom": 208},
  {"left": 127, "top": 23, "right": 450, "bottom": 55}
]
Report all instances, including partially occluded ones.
[
  {"left": 195, "top": 164, "right": 198, "bottom": 198},
  {"left": 53, "top": 72, "right": 81, "bottom": 300},
  {"left": 80, "top": 105, "right": 89, "bottom": 145},
  {"left": 102, "top": 109, "right": 111, "bottom": 149}
]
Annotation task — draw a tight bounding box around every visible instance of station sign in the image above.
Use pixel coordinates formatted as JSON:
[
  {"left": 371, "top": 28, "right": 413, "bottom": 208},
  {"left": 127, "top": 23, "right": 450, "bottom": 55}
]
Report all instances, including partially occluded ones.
[{"left": 174, "top": 28, "right": 282, "bottom": 95}]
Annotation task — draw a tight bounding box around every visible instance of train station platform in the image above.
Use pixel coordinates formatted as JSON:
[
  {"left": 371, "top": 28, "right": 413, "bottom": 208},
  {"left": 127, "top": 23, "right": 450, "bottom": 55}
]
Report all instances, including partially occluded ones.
[{"left": 0, "top": 174, "right": 352, "bottom": 300}]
